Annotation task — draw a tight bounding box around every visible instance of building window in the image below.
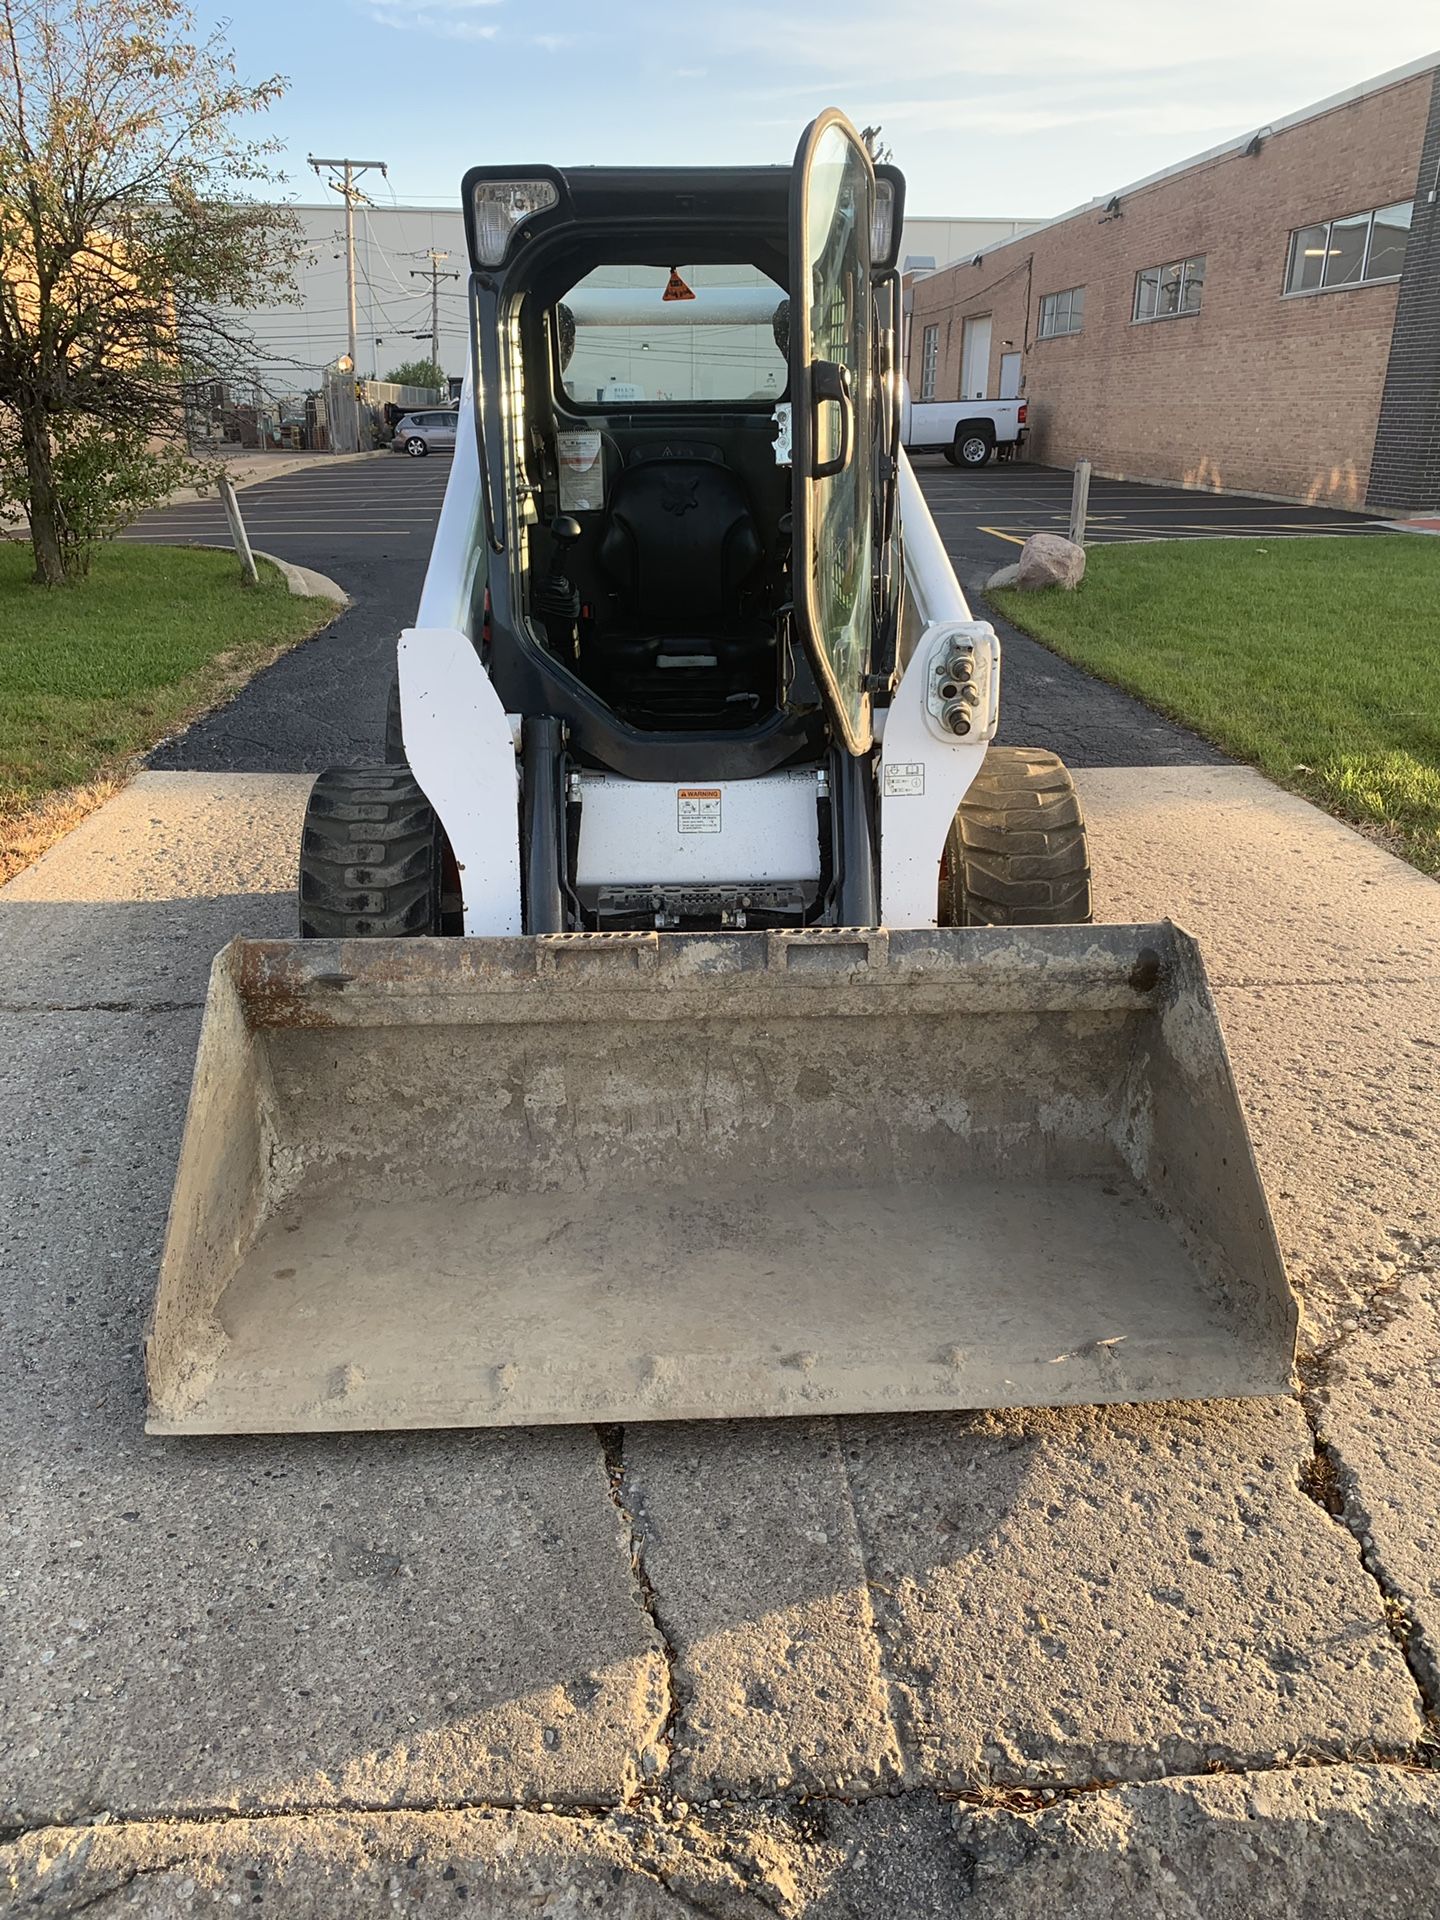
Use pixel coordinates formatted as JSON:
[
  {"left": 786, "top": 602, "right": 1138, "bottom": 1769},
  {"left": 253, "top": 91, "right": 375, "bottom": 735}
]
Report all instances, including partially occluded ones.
[
  {"left": 1134, "top": 255, "right": 1205, "bottom": 322},
  {"left": 1284, "top": 202, "right": 1412, "bottom": 294},
  {"left": 920, "top": 324, "right": 939, "bottom": 400},
  {"left": 1038, "top": 286, "right": 1085, "bottom": 337}
]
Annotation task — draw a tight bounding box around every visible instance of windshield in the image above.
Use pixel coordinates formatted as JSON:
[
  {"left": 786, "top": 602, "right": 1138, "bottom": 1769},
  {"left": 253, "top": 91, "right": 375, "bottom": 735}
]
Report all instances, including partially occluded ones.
[{"left": 556, "top": 264, "right": 787, "bottom": 405}]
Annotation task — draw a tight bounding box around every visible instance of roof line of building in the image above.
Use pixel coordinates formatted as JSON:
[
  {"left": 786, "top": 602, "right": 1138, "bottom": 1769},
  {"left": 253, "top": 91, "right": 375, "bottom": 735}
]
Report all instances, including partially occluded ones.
[
  {"left": 281, "top": 200, "right": 1033, "bottom": 221},
  {"left": 913, "top": 48, "right": 1440, "bottom": 280}
]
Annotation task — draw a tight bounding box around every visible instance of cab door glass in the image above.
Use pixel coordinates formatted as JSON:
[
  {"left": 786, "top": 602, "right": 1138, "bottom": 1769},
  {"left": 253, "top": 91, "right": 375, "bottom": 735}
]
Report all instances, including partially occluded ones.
[{"left": 795, "top": 119, "right": 874, "bottom": 751}]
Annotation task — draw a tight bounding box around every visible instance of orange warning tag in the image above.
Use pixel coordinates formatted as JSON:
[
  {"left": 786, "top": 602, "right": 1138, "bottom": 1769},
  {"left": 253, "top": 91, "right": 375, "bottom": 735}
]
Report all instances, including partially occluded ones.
[
  {"left": 662, "top": 266, "right": 696, "bottom": 302},
  {"left": 677, "top": 787, "right": 721, "bottom": 832}
]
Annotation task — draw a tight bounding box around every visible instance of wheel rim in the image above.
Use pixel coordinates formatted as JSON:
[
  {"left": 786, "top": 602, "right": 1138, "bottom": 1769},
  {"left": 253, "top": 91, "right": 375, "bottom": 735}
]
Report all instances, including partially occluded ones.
[
  {"left": 407, "top": 438, "right": 425, "bottom": 456},
  {"left": 961, "top": 436, "right": 988, "bottom": 464}
]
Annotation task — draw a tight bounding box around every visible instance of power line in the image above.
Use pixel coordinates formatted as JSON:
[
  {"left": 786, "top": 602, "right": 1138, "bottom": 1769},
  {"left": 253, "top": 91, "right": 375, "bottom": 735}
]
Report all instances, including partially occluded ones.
[
  {"left": 306, "top": 155, "right": 389, "bottom": 367},
  {"left": 409, "top": 250, "right": 461, "bottom": 373}
]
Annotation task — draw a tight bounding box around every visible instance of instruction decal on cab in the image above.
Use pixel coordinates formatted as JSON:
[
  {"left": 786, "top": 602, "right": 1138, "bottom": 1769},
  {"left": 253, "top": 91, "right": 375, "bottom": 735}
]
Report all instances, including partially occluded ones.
[{"left": 677, "top": 787, "right": 722, "bottom": 833}]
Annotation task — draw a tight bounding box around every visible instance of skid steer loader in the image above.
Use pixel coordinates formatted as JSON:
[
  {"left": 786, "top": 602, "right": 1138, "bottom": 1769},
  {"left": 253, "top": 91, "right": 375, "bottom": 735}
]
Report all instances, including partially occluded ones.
[{"left": 145, "top": 112, "right": 1297, "bottom": 1434}]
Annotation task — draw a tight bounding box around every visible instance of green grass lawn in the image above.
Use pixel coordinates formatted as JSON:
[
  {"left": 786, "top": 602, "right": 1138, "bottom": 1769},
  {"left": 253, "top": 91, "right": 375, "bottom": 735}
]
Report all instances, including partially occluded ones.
[
  {"left": 992, "top": 535, "right": 1440, "bottom": 874},
  {"left": 1, "top": 541, "right": 331, "bottom": 873}
]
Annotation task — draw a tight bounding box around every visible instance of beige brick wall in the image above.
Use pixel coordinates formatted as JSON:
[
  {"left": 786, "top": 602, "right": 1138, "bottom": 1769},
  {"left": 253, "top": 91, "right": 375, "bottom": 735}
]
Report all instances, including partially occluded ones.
[{"left": 907, "top": 70, "right": 1432, "bottom": 507}]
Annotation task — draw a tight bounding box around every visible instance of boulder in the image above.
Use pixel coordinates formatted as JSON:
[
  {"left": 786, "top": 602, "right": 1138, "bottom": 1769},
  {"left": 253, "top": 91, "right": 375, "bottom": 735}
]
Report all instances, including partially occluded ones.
[
  {"left": 1016, "top": 531, "right": 1086, "bottom": 590},
  {"left": 984, "top": 561, "right": 1021, "bottom": 590}
]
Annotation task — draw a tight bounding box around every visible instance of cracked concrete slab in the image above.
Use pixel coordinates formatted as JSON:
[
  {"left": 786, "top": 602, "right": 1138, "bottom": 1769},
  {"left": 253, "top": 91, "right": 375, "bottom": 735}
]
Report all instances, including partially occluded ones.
[
  {"left": 1080, "top": 765, "right": 1440, "bottom": 1733},
  {"left": 1076, "top": 764, "right": 1440, "bottom": 987},
  {"left": 7, "top": 1767, "right": 1440, "bottom": 1916},
  {"left": 1212, "top": 982, "right": 1440, "bottom": 1343},
  {"left": 1314, "top": 1363, "right": 1440, "bottom": 1705},
  {"left": 950, "top": 1763, "right": 1440, "bottom": 1917},
  {"left": 620, "top": 1420, "right": 904, "bottom": 1797},
  {"left": 4, "top": 752, "right": 1439, "bottom": 1863},
  {"left": 0, "top": 1009, "right": 664, "bottom": 1822},
  {"left": 0, "top": 772, "right": 310, "bottom": 1006},
  {"left": 840, "top": 1397, "right": 1423, "bottom": 1787}
]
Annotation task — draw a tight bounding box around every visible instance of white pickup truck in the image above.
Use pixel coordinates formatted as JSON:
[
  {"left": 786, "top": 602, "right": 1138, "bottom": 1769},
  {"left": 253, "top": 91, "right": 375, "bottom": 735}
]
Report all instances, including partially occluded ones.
[{"left": 901, "top": 382, "right": 1027, "bottom": 468}]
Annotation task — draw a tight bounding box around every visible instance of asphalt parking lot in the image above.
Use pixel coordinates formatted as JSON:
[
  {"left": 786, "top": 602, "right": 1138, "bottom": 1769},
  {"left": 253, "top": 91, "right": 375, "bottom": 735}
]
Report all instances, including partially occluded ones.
[
  {"left": 120, "top": 448, "right": 451, "bottom": 554},
  {"left": 139, "top": 448, "right": 1239, "bottom": 777},
  {"left": 915, "top": 456, "right": 1391, "bottom": 592},
  {"left": 143, "top": 453, "right": 451, "bottom": 773}
]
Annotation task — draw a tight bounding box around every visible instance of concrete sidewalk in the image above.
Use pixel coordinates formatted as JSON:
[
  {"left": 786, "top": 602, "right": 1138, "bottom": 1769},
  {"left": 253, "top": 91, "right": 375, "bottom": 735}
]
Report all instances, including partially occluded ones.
[{"left": 2, "top": 766, "right": 1438, "bottom": 1913}]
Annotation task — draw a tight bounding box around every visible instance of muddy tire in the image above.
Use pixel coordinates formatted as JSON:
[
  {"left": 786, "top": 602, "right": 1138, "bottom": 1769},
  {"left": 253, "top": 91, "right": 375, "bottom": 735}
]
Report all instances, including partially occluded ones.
[
  {"left": 939, "top": 747, "right": 1092, "bottom": 926},
  {"left": 298, "top": 766, "right": 443, "bottom": 938}
]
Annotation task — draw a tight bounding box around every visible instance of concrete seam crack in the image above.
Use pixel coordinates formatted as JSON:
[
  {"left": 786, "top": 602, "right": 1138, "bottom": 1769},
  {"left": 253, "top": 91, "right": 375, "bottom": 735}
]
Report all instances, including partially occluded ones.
[
  {"left": 596, "top": 1422, "right": 682, "bottom": 1790},
  {"left": 6, "top": 1751, "right": 1440, "bottom": 1853},
  {"left": 835, "top": 1429, "right": 912, "bottom": 1789},
  {"left": 1298, "top": 1397, "right": 1440, "bottom": 1750}
]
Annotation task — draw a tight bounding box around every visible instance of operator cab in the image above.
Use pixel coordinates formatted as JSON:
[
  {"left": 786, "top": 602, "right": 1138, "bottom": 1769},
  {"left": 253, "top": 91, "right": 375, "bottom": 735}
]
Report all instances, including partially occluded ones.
[
  {"left": 462, "top": 142, "right": 905, "bottom": 779},
  {"left": 530, "top": 260, "right": 790, "bottom": 731},
  {"left": 449, "top": 125, "right": 905, "bottom": 930}
]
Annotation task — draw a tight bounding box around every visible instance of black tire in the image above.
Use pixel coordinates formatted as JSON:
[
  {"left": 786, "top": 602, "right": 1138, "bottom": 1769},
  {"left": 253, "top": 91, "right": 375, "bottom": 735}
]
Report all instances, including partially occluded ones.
[
  {"left": 383, "top": 676, "right": 405, "bottom": 764},
  {"left": 298, "top": 767, "right": 442, "bottom": 938},
  {"left": 945, "top": 426, "right": 994, "bottom": 468},
  {"left": 405, "top": 436, "right": 428, "bottom": 457},
  {"left": 939, "top": 748, "right": 1092, "bottom": 927}
]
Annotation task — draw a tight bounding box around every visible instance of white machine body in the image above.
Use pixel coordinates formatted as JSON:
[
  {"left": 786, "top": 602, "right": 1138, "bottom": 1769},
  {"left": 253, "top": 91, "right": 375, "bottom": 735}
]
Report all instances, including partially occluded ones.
[{"left": 400, "top": 370, "right": 1000, "bottom": 936}]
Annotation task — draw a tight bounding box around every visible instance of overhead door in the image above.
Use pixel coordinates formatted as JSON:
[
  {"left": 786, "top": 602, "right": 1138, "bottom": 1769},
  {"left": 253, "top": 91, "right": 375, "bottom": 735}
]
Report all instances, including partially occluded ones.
[{"left": 960, "top": 314, "right": 992, "bottom": 400}]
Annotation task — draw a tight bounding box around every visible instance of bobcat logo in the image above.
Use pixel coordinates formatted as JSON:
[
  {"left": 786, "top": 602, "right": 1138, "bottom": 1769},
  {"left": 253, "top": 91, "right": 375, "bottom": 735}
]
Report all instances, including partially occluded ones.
[{"left": 660, "top": 473, "right": 700, "bottom": 517}]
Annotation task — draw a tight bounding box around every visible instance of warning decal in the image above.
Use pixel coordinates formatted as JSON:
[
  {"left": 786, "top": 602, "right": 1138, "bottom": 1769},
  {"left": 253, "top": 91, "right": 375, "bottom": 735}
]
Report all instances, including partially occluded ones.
[
  {"left": 677, "top": 787, "right": 722, "bottom": 833},
  {"left": 882, "top": 762, "right": 925, "bottom": 797},
  {"left": 662, "top": 266, "right": 697, "bottom": 302}
]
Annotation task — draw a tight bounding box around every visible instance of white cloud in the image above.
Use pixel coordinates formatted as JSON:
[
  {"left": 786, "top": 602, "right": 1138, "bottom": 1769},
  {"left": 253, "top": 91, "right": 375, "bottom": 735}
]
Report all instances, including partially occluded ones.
[
  {"left": 365, "top": 0, "right": 503, "bottom": 40},
  {"left": 706, "top": 0, "right": 1436, "bottom": 90}
]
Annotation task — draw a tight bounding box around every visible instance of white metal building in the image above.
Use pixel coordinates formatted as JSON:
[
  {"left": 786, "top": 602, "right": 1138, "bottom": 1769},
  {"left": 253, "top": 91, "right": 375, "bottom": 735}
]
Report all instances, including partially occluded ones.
[{"left": 227, "top": 205, "right": 1041, "bottom": 399}]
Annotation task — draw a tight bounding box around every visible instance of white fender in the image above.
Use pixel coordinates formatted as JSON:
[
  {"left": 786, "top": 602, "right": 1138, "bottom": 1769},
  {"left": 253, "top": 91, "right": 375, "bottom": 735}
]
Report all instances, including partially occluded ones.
[
  {"left": 398, "top": 626, "right": 522, "bottom": 936},
  {"left": 878, "top": 619, "right": 999, "bottom": 929},
  {"left": 879, "top": 451, "right": 1001, "bottom": 928}
]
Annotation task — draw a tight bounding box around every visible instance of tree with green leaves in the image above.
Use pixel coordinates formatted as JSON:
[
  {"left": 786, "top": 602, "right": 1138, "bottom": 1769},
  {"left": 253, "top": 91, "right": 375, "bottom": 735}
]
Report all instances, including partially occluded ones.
[
  {"left": 0, "top": 0, "right": 300, "bottom": 583},
  {"left": 384, "top": 357, "right": 446, "bottom": 393}
]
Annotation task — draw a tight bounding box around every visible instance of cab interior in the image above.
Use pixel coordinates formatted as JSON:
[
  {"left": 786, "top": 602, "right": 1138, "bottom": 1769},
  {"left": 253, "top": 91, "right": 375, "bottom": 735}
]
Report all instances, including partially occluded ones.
[{"left": 508, "top": 254, "right": 797, "bottom": 733}]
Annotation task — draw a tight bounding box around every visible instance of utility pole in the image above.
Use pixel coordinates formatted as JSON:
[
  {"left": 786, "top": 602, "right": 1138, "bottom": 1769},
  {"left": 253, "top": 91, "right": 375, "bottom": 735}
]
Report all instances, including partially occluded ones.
[
  {"left": 307, "top": 156, "right": 388, "bottom": 369},
  {"left": 410, "top": 250, "right": 460, "bottom": 378}
]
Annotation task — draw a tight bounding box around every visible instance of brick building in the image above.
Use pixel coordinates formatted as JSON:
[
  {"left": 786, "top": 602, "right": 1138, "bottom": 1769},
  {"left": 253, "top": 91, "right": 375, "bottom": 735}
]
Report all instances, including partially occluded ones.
[{"left": 906, "top": 55, "right": 1440, "bottom": 512}]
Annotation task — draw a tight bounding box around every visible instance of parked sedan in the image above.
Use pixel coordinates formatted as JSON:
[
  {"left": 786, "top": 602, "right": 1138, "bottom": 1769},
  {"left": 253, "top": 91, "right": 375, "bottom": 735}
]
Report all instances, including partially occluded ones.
[{"left": 392, "top": 408, "right": 459, "bottom": 457}]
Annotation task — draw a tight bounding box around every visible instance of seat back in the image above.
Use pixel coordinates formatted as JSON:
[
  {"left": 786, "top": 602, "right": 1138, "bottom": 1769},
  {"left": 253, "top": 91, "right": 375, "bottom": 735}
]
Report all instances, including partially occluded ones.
[{"left": 598, "top": 443, "right": 762, "bottom": 628}]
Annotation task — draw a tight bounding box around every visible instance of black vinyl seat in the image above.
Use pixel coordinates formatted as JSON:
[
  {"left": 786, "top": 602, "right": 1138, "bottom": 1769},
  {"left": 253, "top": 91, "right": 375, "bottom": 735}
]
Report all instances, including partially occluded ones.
[{"left": 596, "top": 444, "right": 769, "bottom": 681}]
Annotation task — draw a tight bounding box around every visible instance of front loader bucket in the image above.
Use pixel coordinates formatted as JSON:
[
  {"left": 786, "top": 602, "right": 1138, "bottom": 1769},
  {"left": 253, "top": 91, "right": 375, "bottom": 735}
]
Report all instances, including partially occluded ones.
[{"left": 145, "top": 926, "right": 1296, "bottom": 1434}]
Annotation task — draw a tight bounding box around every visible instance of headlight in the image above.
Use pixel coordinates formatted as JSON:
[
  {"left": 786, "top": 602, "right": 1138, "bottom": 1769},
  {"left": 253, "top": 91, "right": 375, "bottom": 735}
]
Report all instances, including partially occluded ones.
[{"left": 471, "top": 178, "right": 559, "bottom": 267}]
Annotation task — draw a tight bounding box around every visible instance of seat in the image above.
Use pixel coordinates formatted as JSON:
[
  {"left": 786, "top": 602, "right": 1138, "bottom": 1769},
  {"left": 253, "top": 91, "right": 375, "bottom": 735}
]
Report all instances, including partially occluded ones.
[{"left": 596, "top": 443, "right": 766, "bottom": 672}]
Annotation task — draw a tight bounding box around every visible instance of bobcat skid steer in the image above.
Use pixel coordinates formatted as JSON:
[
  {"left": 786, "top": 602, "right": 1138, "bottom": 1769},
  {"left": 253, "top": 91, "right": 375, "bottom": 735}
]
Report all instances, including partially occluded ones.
[{"left": 145, "top": 112, "right": 1297, "bottom": 1434}]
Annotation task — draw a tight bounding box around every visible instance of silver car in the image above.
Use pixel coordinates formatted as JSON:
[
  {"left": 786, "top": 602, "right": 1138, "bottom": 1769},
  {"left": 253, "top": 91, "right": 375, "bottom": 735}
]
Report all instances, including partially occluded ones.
[{"left": 392, "top": 408, "right": 459, "bottom": 457}]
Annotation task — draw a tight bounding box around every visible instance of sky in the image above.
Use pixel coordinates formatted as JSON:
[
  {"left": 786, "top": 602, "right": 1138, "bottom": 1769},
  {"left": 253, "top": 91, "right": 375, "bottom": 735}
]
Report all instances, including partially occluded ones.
[{"left": 204, "top": 0, "right": 1440, "bottom": 220}]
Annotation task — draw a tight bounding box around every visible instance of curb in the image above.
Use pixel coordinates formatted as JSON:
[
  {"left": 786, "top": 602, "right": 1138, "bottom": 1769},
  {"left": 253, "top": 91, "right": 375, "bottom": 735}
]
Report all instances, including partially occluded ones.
[{"left": 251, "top": 549, "right": 350, "bottom": 608}]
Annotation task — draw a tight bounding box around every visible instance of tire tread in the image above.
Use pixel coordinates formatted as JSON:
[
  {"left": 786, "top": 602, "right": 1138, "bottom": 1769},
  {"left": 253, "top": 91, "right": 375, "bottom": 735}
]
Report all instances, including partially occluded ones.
[
  {"left": 298, "top": 767, "right": 441, "bottom": 938},
  {"left": 940, "top": 747, "right": 1092, "bottom": 926}
]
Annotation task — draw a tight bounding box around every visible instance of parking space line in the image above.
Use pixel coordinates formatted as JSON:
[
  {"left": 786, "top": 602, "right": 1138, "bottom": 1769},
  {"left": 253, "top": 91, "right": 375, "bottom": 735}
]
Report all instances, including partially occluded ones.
[
  {"left": 978, "top": 526, "right": 1026, "bottom": 547},
  {"left": 117, "top": 528, "right": 415, "bottom": 539}
]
